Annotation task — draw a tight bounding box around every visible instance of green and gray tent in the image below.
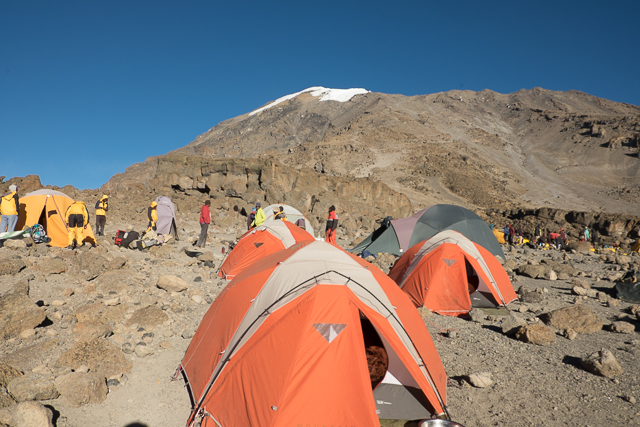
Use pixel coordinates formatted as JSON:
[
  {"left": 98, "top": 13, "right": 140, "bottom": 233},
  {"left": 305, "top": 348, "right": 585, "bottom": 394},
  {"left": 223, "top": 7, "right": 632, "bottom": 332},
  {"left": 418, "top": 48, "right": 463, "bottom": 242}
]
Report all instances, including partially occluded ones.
[{"left": 351, "top": 204, "right": 504, "bottom": 258}]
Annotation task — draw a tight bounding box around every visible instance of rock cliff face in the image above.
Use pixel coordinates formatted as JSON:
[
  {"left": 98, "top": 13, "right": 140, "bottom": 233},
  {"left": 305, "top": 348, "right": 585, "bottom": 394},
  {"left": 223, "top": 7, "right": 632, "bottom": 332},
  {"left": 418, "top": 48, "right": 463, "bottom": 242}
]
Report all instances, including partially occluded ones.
[{"left": 103, "top": 155, "right": 413, "bottom": 231}]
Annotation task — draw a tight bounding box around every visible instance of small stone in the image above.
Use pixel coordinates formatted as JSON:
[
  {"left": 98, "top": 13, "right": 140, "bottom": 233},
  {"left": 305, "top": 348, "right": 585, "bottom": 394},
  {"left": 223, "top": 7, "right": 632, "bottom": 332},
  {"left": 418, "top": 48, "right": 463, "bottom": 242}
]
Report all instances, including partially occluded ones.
[
  {"left": 191, "top": 295, "right": 203, "bottom": 304},
  {"left": 467, "top": 308, "right": 485, "bottom": 322},
  {"left": 607, "top": 299, "right": 620, "bottom": 308},
  {"left": 159, "top": 340, "right": 173, "bottom": 350},
  {"left": 515, "top": 324, "right": 556, "bottom": 346},
  {"left": 466, "top": 372, "right": 493, "bottom": 388},
  {"left": 417, "top": 306, "right": 432, "bottom": 317},
  {"left": 609, "top": 321, "right": 636, "bottom": 334},
  {"left": 134, "top": 342, "right": 151, "bottom": 358},
  {"left": 121, "top": 343, "right": 134, "bottom": 354},
  {"left": 582, "top": 349, "right": 624, "bottom": 378},
  {"left": 181, "top": 330, "right": 194, "bottom": 339},
  {"left": 563, "top": 329, "right": 578, "bottom": 340},
  {"left": 103, "top": 297, "right": 120, "bottom": 306},
  {"left": 19, "top": 329, "right": 36, "bottom": 340}
]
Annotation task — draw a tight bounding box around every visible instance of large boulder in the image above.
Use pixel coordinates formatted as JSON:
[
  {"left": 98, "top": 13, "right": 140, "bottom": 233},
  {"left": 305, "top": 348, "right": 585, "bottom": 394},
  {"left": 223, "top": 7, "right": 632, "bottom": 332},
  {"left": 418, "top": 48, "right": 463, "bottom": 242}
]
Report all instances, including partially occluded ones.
[
  {"left": 156, "top": 275, "right": 188, "bottom": 293},
  {"left": 68, "top": 251, "right": 110, "bottom": 281},
  {"left": 515, "top": 264, "right": 546, "bottom": 279},
  {"left": 514, "top": 324, "right": 556, "bottom": 346},
  {"left": 581, "top": 349, "right": 623, "bottom": 378},
  {"left": 0, "top": 258, "right": 26, "bottom": 276},
  {"left": 539, "top": 305, "right": 603, "bottom": 333},
  {"left": 7, "top": 375, "right": 59, "bottom": 402},
  {"left": 126, "top": 305, "right": 169, "bottom": 329},
  {"left": 567, "top": 241, "right": 592, "bottom": 253},
  {"left": 2, "top": 401, "right": 54, "bottom": 427},
  {"left": 55, "top": 338, "right": 132, "bottom": 378},
  {"left": 54, "top": 372, "right": 108, "bottom": 408},
  {"left": 0, "top": 278, "right": 46, "bottom": 340}
]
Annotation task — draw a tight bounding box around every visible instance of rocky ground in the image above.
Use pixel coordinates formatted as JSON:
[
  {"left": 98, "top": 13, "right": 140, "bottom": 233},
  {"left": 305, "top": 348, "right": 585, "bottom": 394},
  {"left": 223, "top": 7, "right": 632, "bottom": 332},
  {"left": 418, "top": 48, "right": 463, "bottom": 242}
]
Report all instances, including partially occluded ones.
[{"left": 1, "top": 213, "right": 640, "bottom": 427}]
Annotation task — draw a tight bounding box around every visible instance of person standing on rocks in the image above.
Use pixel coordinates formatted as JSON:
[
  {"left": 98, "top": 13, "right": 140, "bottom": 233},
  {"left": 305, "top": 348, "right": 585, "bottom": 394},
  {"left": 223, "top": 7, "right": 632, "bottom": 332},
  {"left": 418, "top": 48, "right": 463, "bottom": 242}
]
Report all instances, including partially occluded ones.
[
  {"left": 592, "top": 228, "right": 599, "bottom": 248},
  {"left": 0, "top": 184, "right": 19, "bottom": 233},
  {"left": 251, "top": 202, "right": 266, "bottom": 228},
  {"left": 65, "top": 200, "right": 89, "bottom": 249},
  {"left": 325, "top": 205, "right": 338, "bottom": 243},
  {"left": 196, "top": 200, "right": 211, "bottom": 248},
  {"left": 94, "top": 194, "right": 109, "bottom": 236},
  {"left": 503, "top": 225, "right": 511, "bottom": 245},
  {"left": 146, "top": 201, "right": 158, "bottom": 233}
]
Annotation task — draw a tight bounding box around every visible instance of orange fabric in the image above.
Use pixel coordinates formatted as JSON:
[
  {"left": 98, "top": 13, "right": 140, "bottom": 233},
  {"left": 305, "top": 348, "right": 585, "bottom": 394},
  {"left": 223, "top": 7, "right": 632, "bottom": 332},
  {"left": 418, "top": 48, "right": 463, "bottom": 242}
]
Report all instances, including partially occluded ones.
[
  {"left": 389, "top": 240, "right": 516, "bottom": 317},
  {"left": 182, "top": 243, "right": 448, "bottom": 426},
  {"left": 218, "top": 222, "right": 314, "bottom": 279},
  {"left": 16, "top": 193, "right": 96, "bottom": 248},
  {"left": 200, "top": 287, "right": 378, "bottom": 426}
]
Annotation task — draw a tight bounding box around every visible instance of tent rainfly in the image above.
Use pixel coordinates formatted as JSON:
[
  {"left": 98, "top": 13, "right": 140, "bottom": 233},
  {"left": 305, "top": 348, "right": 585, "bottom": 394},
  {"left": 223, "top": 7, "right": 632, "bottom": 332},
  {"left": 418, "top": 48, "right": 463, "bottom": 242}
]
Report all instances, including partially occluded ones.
[
  {"left": 389, "top": 230, "right": 517, "bottom": 317},
  {"left": 154, "top": 196, "right": 179, "bottom": 239},
  {"left": 217, "top": 220, "right": 315, "bottom": 280},
  {"left": 351, "top": 204, "right": 504, "bottom": 258},
  {"left": 263, "top": 203, "right": 315, "bottom": 236},
  {"left": 16, "top": 189, "right": 97, "bottom": 248},
  {"left": 180, "top": 241, "right": 449, "bottom": 426}
]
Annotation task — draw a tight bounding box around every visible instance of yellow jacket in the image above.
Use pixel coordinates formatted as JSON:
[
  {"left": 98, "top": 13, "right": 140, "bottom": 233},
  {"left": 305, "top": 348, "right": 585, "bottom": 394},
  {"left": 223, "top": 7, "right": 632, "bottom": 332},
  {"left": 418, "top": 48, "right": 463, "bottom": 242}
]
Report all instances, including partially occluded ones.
[
  {"left": 65, "top": 201, "right": 89, "bottom": 224},
  {"left": 95, "top": 197, "right": 108, "bottom": 216},
  {"left": 252, "top": 207, "right": 266, "bottom": 227},
  {"left": 0, "top": 191, "right": 18, "bottom": 216}
]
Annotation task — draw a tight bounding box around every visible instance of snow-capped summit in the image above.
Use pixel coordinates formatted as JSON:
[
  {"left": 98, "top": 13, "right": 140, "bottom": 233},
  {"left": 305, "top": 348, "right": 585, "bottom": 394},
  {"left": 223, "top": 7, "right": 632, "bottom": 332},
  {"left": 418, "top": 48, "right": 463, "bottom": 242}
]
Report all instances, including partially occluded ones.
[{"left": 249, "top": 87, "right": 369, "bottom": 116}]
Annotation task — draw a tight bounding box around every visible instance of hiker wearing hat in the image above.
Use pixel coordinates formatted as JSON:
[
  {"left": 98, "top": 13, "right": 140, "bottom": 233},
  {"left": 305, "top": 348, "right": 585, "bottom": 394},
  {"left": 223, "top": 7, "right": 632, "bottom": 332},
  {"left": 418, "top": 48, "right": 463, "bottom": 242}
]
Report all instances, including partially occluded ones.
[
  {"left": 251, "top": 202, "right": 266, "bottom": 228},
  {"left": 146, "top": 201, "right": 158, "bottom": 233},
  {"left": 325, "top": 205, "right": 338, "bottom": 243},
  {"left": 0, "top": 184, "right": 19, "bottom": 233},
  {"left": 65, "top": 200, "right": 89, "bottom": 249},
  {"left": 94, "top": 194, "right": 109, "bottom": 236},
  {"left": 274, "top": 205, "right": 287, "bottom": 221},
  {"left": 196, "top": 200, "right": 211, "bottom": 248}
]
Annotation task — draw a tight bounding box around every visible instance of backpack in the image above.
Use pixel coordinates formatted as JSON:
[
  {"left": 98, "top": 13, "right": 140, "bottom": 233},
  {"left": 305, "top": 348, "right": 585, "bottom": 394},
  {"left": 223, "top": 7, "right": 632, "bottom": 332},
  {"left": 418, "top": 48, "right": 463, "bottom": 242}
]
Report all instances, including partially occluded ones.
[
  {"left": 114, "top": 230, "right": 127, "bottom": 246},
  {"left": 30, "top": 224, "right": 51, "bottom": 244}
]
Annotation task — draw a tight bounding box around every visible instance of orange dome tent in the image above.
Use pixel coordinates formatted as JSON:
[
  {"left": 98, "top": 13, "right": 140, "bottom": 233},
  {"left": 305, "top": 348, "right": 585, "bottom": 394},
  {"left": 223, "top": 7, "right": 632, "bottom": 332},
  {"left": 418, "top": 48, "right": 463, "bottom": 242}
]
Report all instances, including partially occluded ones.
[
  {"left": 16, "top": 190, "right": 97, "bottom": 248},
  {"left": 217, "top": 220, "right": 315, "bottom": 280},
  {"left": 180, "top": 241, "right": 449, "bottom": 426},
  {"left": 389, "top": 230, "right": 517, "bottom": 317}
]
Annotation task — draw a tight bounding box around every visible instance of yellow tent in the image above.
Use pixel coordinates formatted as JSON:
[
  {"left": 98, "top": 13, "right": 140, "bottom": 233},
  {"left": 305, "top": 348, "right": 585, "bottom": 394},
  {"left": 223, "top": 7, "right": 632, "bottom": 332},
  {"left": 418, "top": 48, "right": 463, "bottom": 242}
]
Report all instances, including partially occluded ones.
[
  {"left": 16, "top": 190, "right": 97, "bottom": 248},
  {"left": 493, "top": 228, "right": 506, "bottom": 244}
]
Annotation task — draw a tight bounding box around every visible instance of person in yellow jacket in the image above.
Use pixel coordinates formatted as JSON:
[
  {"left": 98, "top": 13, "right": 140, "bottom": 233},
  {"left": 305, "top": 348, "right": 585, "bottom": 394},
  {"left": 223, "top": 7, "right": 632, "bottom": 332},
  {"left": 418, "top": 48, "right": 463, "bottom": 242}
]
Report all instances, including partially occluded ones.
[
  {"left": 94, "top": 195, "right": 109, "bottom": 236},
  {"left": 146, "top": 201, "right": 158, "bottom": 233},
  {"left": 251, "top": 202, "right": 266, "bottom": 227},
  {"left": 0, "top": 184, "right": 20, "bottom": 233},
  {"left": 65, "top": 200, "right": 89, "bottom": 249}
]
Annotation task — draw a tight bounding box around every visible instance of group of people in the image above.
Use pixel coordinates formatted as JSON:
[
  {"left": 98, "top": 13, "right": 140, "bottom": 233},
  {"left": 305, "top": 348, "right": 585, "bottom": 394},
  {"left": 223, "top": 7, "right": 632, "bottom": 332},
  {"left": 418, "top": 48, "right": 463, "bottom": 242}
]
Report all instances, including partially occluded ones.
[
  {"left": 502, "top": 224, "right": 524, "bottom": 245},
  {"left": 64, "top": 194, "right": 110, "bottom": 249}
]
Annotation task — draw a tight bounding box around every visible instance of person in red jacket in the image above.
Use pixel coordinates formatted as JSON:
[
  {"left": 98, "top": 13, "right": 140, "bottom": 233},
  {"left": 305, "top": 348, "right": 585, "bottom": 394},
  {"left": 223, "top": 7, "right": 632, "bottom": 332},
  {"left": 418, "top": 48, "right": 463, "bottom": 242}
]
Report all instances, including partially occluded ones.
[
  {"left": 325, "top": 205, "right": 338, "bottom": 243},
  {"left": 196, "top": 200, "right": 211, "bottom": 248}
]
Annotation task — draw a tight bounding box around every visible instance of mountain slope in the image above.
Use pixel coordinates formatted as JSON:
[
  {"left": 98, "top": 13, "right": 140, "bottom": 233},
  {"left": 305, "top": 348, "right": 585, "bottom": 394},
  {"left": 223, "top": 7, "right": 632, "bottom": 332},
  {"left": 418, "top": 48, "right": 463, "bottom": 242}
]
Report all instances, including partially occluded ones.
[{"left": 169, "top": 87, "right": 639, "bottom": 214}]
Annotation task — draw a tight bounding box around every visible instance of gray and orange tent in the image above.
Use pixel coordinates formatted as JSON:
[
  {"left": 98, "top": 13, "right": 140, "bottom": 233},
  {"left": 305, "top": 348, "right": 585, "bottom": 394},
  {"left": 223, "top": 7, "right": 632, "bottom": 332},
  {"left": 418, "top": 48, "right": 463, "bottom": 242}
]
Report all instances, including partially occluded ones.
[
  {"left": 16, "top": 189, "right": 96, "bottom": 248},
  {"left": 217, "top": 220, "right": 315, "bottom": 280},
  {"left": 351, "top": 204, "right": 504, "bottom": 258},
  {"left": 389, "top": 230, "right": 517, "bottom": 317},
  {"left": 180, "top": 241, "right": 449, "bottom": 426}
]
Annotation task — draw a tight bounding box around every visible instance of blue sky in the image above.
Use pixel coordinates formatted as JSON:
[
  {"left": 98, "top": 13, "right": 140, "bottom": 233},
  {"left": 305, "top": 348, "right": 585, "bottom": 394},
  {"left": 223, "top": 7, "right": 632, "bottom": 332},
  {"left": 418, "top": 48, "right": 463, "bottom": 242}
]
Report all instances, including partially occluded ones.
[{"left": 2, "top": 1, "right": 639, "bottom": 190}]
